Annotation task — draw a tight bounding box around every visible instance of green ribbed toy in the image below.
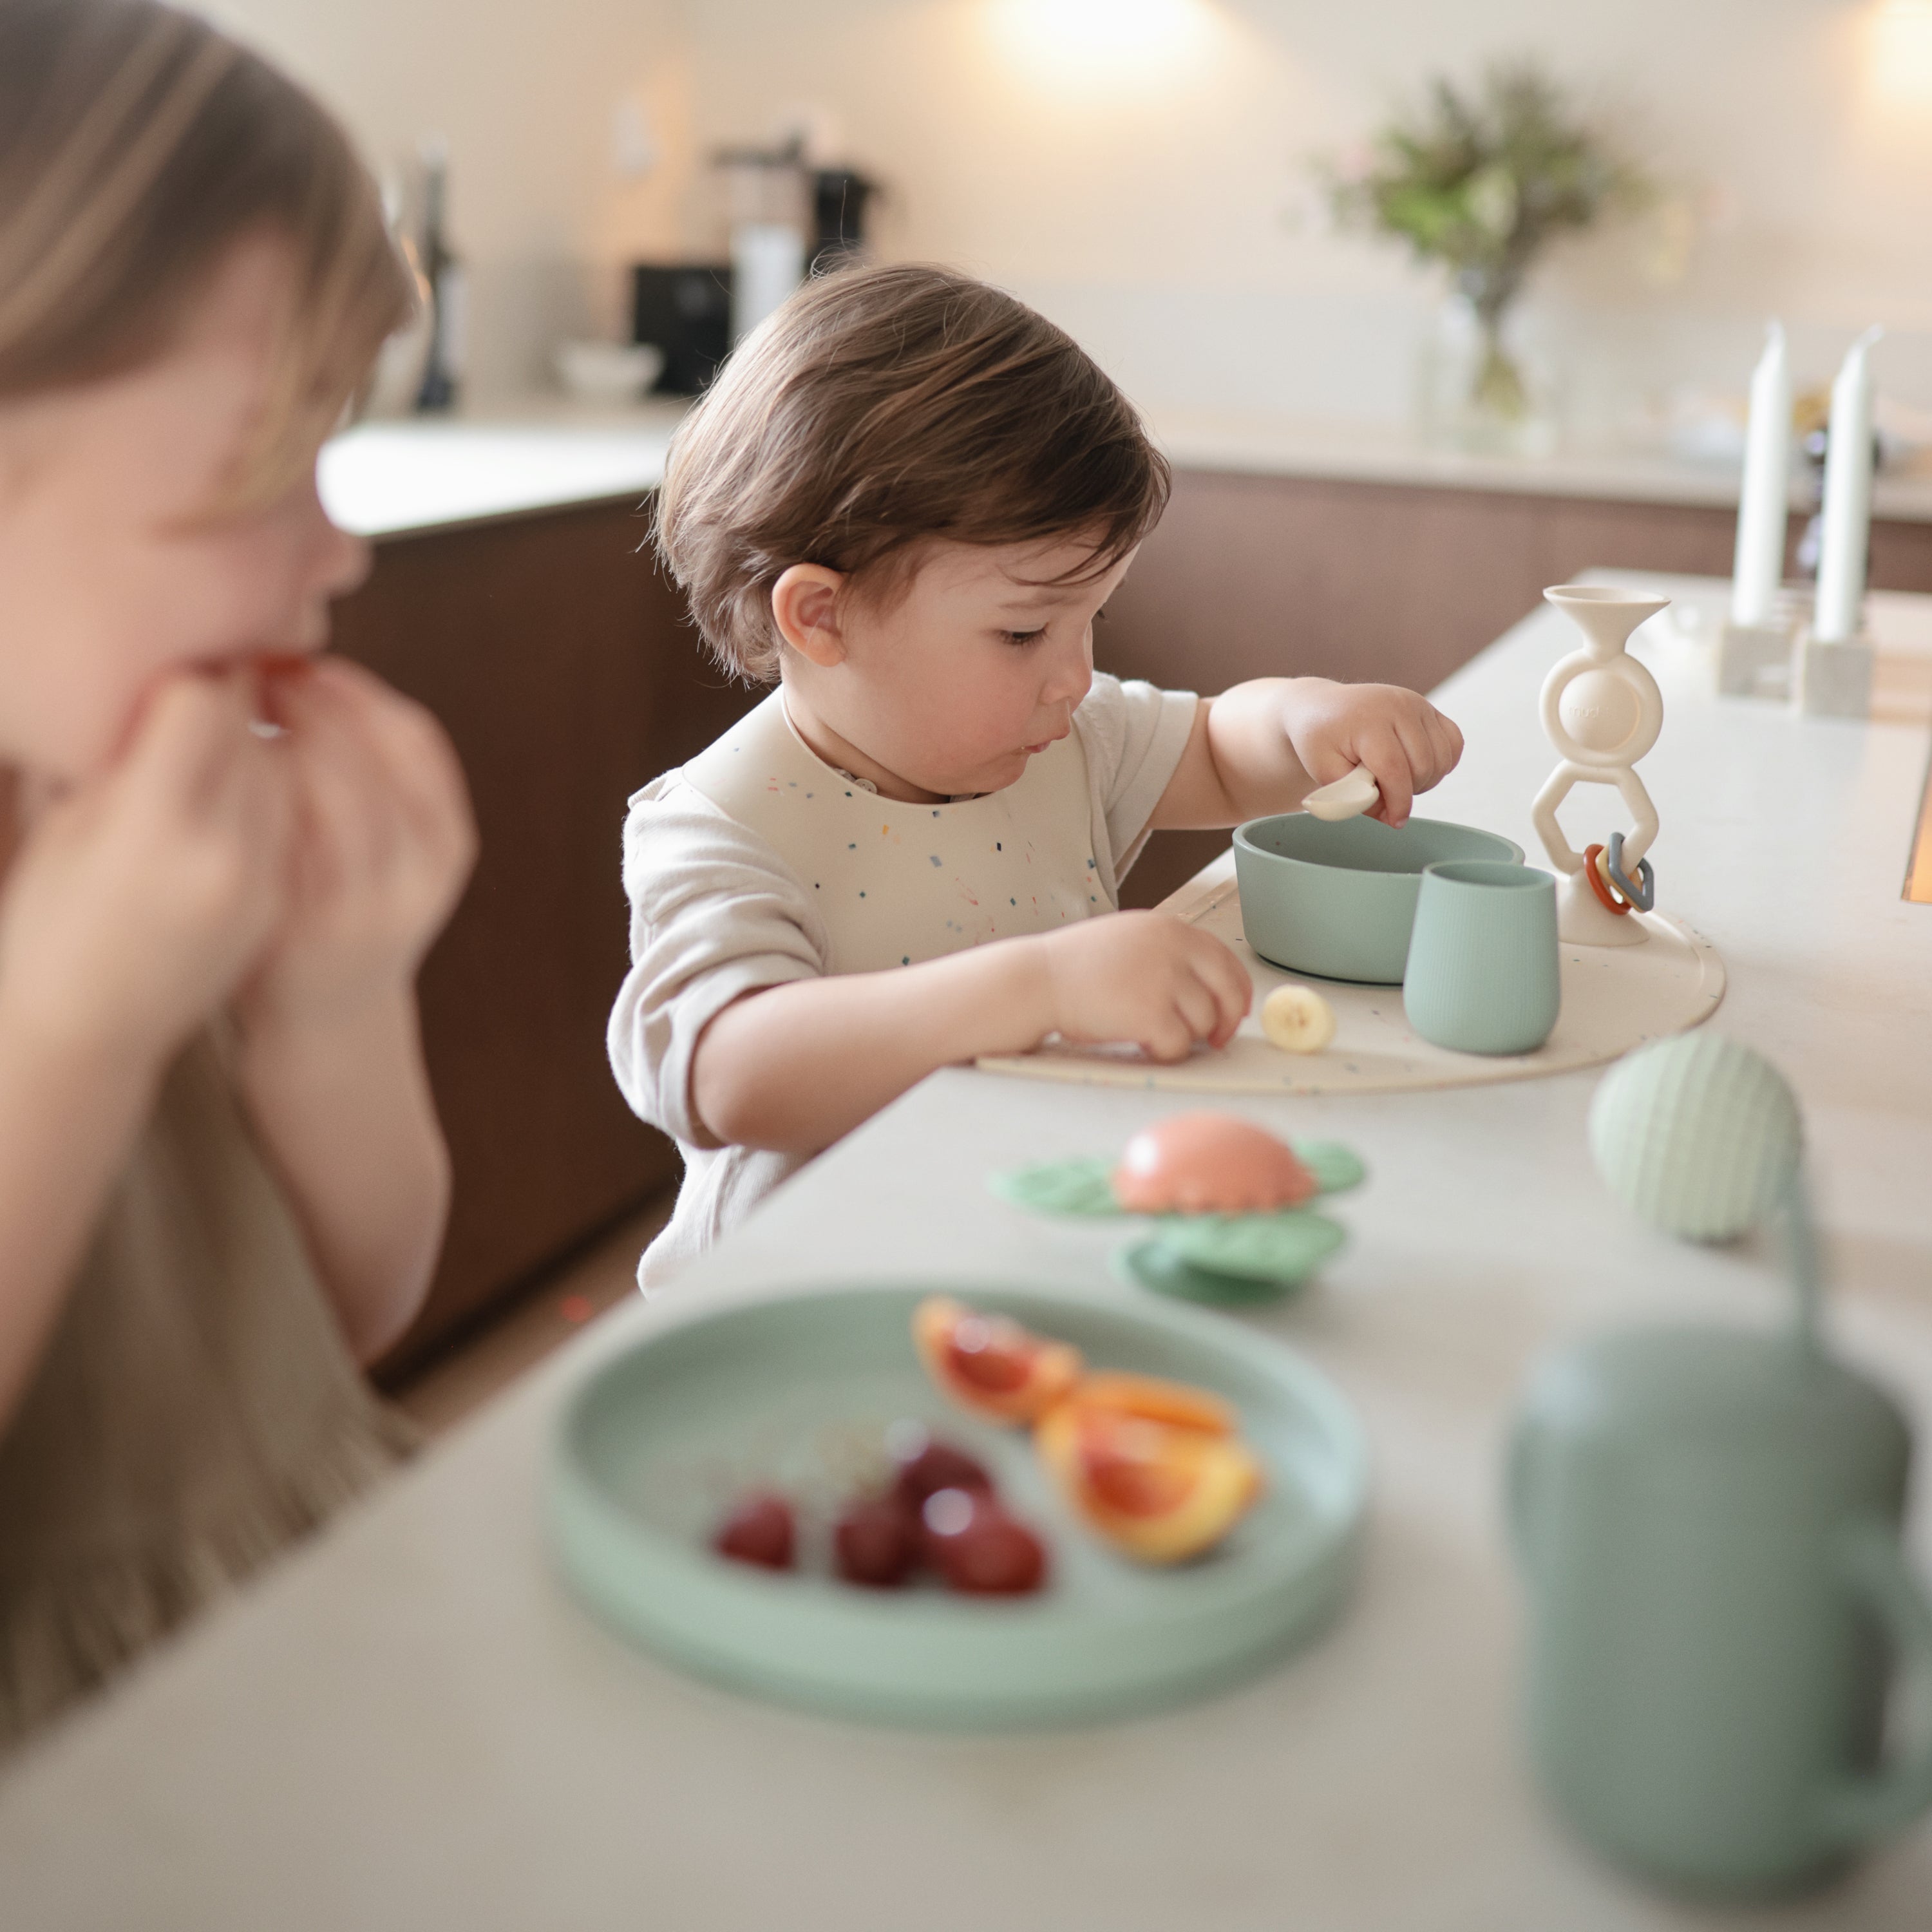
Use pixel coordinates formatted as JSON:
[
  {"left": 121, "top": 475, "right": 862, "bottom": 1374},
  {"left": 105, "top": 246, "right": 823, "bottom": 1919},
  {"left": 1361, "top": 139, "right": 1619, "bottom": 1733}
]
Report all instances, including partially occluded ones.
[{"left": 1588, "top": 1032, "right": 1802, "bottom": 1242}]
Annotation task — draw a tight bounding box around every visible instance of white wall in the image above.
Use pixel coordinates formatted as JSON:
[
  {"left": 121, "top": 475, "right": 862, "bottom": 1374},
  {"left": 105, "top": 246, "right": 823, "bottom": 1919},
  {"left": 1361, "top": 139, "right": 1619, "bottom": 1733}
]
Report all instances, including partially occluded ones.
[
  {"left": 681, "top": 0, "right": 1932, "bottom": 431},
  {"left": 203, "top": 0, "right": 1932, "bottom": 431},
  {"left": 203, "top": 0, "right": 698, "bottom": 395}
]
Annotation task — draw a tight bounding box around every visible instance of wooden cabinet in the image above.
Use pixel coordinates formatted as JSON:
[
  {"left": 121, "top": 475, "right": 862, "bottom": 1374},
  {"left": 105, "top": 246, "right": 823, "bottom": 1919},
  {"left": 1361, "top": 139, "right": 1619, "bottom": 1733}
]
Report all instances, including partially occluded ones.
[
  {"left": 1104, "top": 468, "right": 1932, "bottom": 907},
  {"left": 330, "top": 498, "right": 756, "bottom": 1374}
]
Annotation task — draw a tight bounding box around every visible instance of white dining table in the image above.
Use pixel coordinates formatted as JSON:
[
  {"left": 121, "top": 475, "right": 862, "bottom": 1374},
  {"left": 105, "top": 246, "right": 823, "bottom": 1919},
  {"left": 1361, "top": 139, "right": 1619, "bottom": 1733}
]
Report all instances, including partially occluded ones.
[{"left": 1, "top": 573, "right": 1929, "bottom": 1931}]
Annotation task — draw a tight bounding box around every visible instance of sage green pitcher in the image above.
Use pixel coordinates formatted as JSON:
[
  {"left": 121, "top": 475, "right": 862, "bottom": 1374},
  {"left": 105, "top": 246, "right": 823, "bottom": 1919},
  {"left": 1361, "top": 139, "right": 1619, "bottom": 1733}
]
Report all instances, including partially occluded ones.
[{"left": 1508, "top": 1233, "right": 1932, "bottom": 1895}]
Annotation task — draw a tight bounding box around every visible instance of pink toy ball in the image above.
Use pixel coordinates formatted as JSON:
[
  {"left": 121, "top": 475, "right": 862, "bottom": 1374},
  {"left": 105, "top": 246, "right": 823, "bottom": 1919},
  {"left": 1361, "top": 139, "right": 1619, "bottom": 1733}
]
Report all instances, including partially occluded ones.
[{"left": 1112, "top": 1113, "right": 1318, "bottom": 1217}]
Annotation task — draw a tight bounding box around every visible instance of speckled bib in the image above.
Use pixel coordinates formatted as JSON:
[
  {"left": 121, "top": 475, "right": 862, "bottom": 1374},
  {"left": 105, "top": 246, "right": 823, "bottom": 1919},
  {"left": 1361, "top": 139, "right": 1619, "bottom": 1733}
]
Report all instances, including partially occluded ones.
[{"left": 681, "top": 691, "right": 1106, "bottom": 973}]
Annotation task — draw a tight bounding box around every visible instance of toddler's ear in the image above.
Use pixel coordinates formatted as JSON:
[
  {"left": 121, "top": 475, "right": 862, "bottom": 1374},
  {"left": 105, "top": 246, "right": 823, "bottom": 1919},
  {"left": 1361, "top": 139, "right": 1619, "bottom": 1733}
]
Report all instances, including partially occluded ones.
[{"left": 771, "top": 564, "right": 847, "bottom": 667}]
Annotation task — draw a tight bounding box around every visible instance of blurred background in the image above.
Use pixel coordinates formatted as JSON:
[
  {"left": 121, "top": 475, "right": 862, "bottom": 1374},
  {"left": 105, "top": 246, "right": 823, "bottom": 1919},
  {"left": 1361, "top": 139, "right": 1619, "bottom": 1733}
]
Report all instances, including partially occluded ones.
[{"left": 208, "top": 0, "right": 1932, "bottom": 439}]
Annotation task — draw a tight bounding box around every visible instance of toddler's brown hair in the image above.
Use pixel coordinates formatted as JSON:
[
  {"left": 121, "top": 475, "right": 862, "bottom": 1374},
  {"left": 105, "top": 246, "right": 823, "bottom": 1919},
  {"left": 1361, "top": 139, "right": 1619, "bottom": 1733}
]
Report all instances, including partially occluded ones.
[{"left": 656, "top": 263, "right": 1170, "bottom": 683}]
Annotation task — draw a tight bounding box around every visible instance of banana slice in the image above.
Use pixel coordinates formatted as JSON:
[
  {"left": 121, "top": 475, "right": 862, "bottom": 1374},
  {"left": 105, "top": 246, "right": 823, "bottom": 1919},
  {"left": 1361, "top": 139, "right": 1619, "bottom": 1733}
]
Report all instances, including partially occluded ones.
[{"left": 1260, "top": 983, "right": 1336, "bottom": 1054}]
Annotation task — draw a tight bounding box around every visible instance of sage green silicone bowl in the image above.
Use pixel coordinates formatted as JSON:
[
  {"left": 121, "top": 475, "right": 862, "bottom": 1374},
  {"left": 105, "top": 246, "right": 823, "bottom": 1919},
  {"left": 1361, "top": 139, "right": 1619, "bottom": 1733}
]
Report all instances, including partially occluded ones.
[
  {"left": 1233, "top": 812, "right": 1524, "bottom": 985},
  {"left": 547, "top": 1283, "right": 1367, "bottom": 1729}
]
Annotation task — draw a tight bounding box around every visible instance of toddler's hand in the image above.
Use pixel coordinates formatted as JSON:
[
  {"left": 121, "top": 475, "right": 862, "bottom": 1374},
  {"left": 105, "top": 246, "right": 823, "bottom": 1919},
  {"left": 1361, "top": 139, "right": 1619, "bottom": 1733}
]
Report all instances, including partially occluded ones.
[
  {"left": 1283, "top": 680, "right": 1463, "bottom": 828},
  {"left": 238, "top": 656, "right": 476, "bottom": 1037},
  {"left": 1035, "top": 911, "right": 1251, "bottom": 1063},
  {"left": 0, "top": 672, "right": 293, "bottom": 1068}
]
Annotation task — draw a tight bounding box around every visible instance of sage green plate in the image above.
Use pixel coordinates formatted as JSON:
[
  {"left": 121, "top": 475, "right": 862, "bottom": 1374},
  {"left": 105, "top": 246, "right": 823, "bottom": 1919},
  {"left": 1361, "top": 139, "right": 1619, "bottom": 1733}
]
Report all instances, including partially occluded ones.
[{"left": 547, "top": 1283, "right": 1368, "bottom": 1729}]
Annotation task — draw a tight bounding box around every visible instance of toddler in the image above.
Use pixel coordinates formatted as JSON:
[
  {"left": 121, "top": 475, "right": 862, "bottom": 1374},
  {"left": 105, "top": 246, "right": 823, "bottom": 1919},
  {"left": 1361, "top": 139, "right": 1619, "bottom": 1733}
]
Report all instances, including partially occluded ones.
[
  {"left": 610, "top": 265, "right": 1460, "bottom": 1287},
  {"left": 0, "top": 0, "right": 474, "bottom": 1742}
]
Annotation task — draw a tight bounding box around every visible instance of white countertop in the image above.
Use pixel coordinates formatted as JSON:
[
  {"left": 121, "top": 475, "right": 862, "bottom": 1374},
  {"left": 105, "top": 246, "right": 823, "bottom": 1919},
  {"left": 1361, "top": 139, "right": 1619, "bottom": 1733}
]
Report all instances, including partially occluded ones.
[
  {"left": 5, "top": 576, "right": 1926, "bottom": 1930},
  {"left": 1150, "top": 408, "right": 1932, "bottom": 523},
  {"left": 316, "top": 399, "right": 1932, "bottom": 540},
  {"left": 317, "top": 400, "right": 687, "bottom": 539}
]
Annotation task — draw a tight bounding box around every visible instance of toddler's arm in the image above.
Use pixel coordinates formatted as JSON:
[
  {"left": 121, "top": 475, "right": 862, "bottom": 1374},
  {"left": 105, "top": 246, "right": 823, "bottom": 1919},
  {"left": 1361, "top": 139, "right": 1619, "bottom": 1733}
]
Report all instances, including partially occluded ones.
[
  {"left": 234, "top": 659, "right": 475, "bottom": 1365},
  {"left": 0, "top": 676, "right": 292, "bottom": 1430},
  {"left": 1153, "top": 677, "right": 1463, "bottom": 831},
  {"left": 692, "top": 910, "right": 1250, "bottom": 1154}
]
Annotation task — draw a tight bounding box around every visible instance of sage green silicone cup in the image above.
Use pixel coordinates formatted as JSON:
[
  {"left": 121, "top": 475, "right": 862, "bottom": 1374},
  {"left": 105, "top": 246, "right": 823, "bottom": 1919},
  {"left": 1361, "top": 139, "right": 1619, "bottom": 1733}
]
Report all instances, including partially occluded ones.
[
  {"left": 1402, "top": 860, "right": 1560, "bottom": 1056},
  {"left": 1233, "top": 814, "right": 1524, "bottom": 985},
  {"left": 1510, "top": 1327, "right": 1932, "bottom": 1896}
]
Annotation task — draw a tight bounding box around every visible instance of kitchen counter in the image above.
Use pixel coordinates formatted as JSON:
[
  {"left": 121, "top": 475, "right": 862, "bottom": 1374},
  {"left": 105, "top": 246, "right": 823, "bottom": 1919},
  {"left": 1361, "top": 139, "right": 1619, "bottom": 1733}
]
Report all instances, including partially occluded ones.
[
  {"left": 1151, "top": 408, "right": 1932, "bottom": 524},
  {"left": 316, "top": 398, "right": 1932, "bottom": 541},
  {"left": 317, "top": 399, "right": 687, "bottom": 539},
  {"left": 1, "top": 574, "right": 1927, "bottom": 1930}
]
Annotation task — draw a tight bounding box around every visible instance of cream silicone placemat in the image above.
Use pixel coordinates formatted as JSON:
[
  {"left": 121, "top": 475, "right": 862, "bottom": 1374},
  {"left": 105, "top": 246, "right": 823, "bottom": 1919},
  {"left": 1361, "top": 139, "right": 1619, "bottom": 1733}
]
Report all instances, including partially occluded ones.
[{"left": 976, "top": 866, "right": 1726, "bottom": 1097}]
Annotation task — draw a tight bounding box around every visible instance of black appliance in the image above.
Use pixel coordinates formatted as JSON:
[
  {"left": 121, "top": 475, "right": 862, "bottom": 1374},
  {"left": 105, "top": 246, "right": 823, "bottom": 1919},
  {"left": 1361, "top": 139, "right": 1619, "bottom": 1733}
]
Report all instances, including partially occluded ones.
[
  {"left": 809, "top": 168, "right": 879, "bottom": 274},
  {"left": 630, "top": 263, "right": 733, "bottom": 395}
]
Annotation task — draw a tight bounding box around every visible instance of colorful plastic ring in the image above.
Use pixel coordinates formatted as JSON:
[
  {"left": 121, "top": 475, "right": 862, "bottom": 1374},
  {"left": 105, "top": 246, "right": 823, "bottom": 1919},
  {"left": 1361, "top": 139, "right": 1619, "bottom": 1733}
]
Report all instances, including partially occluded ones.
[
  {"left": 1594, "top": 844, "right": 1636, "bottom": 912},
  {"left": 1583, "top": 843, "right": 1633, "bottom": 915},
  {"left": 1605, "top": 832, "right": 1656, "bottom": 913}
]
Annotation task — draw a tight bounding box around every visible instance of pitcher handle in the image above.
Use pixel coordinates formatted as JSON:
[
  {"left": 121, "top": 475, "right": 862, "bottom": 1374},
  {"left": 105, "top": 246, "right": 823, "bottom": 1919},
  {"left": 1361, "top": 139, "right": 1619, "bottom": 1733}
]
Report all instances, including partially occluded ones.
[
  {"left": 1819, "top": 1519, "right": 1932, "bottom": 1846},
  {"left": 1502, "top": 1418, "right": 1539, "bottom": 1564}
]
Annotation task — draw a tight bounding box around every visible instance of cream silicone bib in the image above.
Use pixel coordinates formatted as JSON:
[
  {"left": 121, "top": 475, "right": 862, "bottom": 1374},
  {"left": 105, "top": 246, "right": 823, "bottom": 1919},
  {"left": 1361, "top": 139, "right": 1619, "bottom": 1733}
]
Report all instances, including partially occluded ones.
[{"left": 681, "top": 692, "right": 1107, "bottom": 974}]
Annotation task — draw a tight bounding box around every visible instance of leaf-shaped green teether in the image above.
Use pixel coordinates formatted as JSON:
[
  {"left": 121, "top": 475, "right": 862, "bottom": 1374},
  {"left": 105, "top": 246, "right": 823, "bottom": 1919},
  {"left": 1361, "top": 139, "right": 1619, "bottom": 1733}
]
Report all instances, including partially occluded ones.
[
  {"left": 1153, "top": 1209, "right": 1347, "bottom": 1283},
  {"left": 993, "top": 1140, "right": 1366, "bottom": 1220},
  {"left": 989, "top": 1157, "right": 1121, "bottom": 1218},
  {"left": 1293, "top": 1141, "right": 1367, "bottom": 1197},
  {"left": 1118, "top": 1241, "right": 1307, "bottom": 1305}
]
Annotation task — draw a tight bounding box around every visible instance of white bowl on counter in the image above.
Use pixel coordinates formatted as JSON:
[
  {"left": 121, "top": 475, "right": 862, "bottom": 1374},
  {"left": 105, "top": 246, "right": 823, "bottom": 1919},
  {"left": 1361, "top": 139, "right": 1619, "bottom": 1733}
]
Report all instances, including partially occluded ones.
[{"left": 553, "top": 339, "right": 667, "bottom": 403}]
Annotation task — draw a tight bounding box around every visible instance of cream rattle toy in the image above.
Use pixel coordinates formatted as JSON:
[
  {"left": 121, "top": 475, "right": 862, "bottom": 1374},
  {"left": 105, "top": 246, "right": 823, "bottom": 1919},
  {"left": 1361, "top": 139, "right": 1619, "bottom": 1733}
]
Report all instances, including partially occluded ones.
[{"left": 1531, "top": 585, "right": 1669, "bottom": 948}]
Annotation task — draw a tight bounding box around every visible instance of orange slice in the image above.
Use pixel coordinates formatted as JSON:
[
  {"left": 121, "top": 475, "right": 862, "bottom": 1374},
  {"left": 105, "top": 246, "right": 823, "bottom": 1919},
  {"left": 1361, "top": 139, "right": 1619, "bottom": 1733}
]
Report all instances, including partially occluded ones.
[
  {"left": 913, "top": 1296, "right": 1083, "bottom": 1425},
  {"left": 1035, "top": 1403, "right": 1264, "bottom": 1565}
]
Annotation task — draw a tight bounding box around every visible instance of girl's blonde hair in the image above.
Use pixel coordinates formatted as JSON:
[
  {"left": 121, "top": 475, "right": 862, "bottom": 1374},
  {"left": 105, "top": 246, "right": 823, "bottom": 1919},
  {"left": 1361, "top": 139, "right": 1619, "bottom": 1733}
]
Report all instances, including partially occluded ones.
[
  {"left": 0, "top": 0, "right": 413, "bottom": 507},
  {"left": 656, "top": 263, "right": 1171, "bottom": 683}
]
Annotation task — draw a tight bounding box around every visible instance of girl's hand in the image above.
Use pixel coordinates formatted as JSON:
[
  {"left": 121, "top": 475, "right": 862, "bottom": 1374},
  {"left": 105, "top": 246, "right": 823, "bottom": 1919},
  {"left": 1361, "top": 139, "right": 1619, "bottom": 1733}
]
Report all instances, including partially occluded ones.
[
  {"left": 238, "top": 656, "right": 475, "bottom": 1039},
  {"left": 0, "top": 671, "right": 293, "bottom": 1069},
  {"left": 1035, "top": 911, "right": 1251, "bottom": 1062},
  {"left": 1282, "top": 680, "right": 1463, "bottom": 828}
]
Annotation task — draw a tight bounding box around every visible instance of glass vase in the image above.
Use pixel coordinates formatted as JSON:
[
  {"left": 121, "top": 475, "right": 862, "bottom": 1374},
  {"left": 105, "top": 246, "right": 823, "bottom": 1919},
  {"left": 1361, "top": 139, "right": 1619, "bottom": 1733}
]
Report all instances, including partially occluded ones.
[{"left": 1417, "top": 294, "right": 1557, "bottom": 459}]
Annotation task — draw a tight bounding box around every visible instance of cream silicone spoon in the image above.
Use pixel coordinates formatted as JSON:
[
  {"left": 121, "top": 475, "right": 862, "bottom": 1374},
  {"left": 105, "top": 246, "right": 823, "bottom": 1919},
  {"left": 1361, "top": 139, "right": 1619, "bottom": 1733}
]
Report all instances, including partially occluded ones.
[{"left": 1302, "top": 764, "right": 1379, "bottom": 822}]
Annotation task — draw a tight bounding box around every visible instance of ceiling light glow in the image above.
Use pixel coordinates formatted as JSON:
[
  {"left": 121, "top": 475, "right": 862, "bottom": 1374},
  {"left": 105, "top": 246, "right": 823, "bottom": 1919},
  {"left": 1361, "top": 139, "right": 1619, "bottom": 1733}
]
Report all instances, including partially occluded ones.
[
  {"left": 987, "top": 0, "right": 1218, "bottom": 88},
  {"left": 1868, "top": 0, "right": 1932, "bottom": 108}
]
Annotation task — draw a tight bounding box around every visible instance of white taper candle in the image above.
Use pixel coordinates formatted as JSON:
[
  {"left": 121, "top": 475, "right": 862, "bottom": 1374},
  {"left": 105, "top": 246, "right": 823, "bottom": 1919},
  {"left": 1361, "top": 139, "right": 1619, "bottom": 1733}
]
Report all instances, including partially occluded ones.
[
  {"left": 1813, "top": 327, "right": 1884, "bottom": 645},
  {"left": 1730, "top": 321, "right": 1790, "bottom": 627}
]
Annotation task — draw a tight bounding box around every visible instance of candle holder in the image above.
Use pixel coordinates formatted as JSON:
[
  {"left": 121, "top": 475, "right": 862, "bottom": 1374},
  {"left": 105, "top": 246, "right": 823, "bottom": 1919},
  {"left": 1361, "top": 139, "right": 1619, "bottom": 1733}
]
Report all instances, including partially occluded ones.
[
  {"left": 1796, "top": 626, "right": 1873, "bottom": 719},
  {"left": 1531, "top": 585, "right": 1669, "bottom": 949},
  {"left": 1717, "top": 603, "right": 1803, "bottom": 701}
]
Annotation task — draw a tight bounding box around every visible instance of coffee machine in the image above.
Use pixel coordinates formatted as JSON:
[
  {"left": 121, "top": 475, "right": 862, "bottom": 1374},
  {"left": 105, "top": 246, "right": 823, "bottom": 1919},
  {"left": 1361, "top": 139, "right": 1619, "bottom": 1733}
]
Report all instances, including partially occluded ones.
[
  {"left": 630, "top": 150, "right": 878, "bottom": 393},
  {"left": 629, "top": 265, "right": 733, "bottom": 396}
]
